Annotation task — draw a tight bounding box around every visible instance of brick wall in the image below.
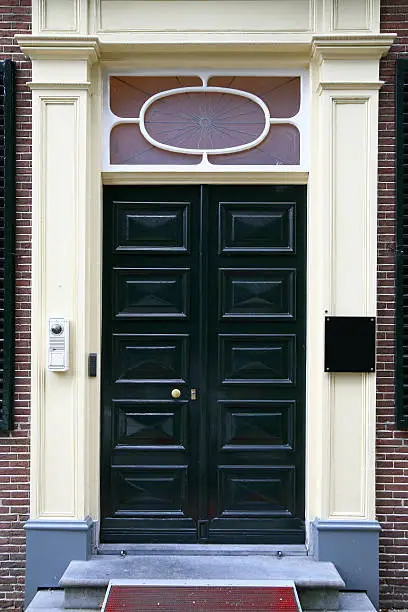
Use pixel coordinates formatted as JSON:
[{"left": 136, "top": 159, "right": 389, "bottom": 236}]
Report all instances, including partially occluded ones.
[
  {"left": 378, "top": 1, "right": 408, "bottom": 609},
  {"left": 0, "top": 1, "right": 31, "bottom": 611}
]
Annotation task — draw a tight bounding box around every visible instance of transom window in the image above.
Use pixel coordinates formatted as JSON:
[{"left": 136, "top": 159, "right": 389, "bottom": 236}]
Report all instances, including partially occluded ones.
[{"left": 103, "top": 72, "right": 308, "bottom": 171}]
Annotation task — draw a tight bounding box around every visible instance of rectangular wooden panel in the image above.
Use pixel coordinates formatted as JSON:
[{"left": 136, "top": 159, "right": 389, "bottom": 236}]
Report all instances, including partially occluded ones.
[
  {"left": 217, "top": 466, "right": 296, "bottom": 517},
  {"left": 114, "top": 201, "right": 189, "bottom": 253},
  {"left": 98, "top": 1, "right": 314, "bottom": 33},
  {"left": 111, "top": 467, "right": 188, "bottom": 516},
  {"left": 40, "top": 99, "right": 79, "bottom": 517},
  {"left": 332, "top": 0, "right": 371, "bottom": 31},
  {"left": 112, "top": 334, "right": 189, "bottom": 384},
  {"left": 218, "top": 401, "right": 295, "bottom": 451},
  {"left": 113, "top": 400, "right": 187, "bottom": 450},
  {"left": 113, "top": 268, "right": 190, "bottom": 319},
  {"left": 220, "top": 268, "right": 296, "bottom": 320},
  {"left": 219, "top": 335, "right": 296, "bottom": 385},
  {"left": 219, "top": 202, "right": 295, "bottom": 254}
]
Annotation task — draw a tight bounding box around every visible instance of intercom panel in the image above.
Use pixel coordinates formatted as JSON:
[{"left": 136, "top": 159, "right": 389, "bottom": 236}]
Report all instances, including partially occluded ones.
[{"left": 47, "top": 318, "right": 69, "bottom": 372}]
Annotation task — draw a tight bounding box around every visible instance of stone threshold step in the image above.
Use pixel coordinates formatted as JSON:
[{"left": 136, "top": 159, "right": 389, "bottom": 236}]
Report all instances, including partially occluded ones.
[
  {"left": 60, "top": 555, "right": 345, "bottom": 590},
  {"left": 26, "top": 590, "right": 95, "bottom": 611},
  {"left": 60, "top": 556, "right": 345, "bottom": 610},
  {"left": 26, "top": 589, "right": 376, "bottom": 611},
  {"left": 97, "top": 543, "right": 308, "bottom": 557}
]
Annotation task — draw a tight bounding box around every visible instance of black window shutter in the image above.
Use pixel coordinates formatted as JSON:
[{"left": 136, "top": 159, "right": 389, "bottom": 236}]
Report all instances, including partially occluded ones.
[{"left": 0, "top": 60, "right": 15, "bottom": 432}]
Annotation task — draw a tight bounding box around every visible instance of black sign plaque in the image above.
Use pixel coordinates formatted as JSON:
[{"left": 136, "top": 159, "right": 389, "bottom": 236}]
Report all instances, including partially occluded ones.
[{"left": 324, "top": 316, "right": 376, "bottom": 373}]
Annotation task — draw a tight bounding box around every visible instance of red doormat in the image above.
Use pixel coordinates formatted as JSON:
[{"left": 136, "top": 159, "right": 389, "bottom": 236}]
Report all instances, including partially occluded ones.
[{"left": 102, "top": 580, "right": 302, "bottom": 611}]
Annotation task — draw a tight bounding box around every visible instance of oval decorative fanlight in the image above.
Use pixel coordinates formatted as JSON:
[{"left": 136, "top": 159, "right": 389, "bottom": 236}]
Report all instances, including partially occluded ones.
[
  {"left": 139, "top": 87, "right": 271, "bottom": 155},
  {"left": 107, "top": 75, "right": 304, "bottom": 167}
]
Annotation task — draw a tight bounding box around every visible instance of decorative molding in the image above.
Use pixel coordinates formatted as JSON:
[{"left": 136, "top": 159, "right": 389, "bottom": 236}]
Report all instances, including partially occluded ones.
[
  {"left": 16, "top": 33, "right": 395, "bottom": 65},
  {"left": 16, "top": 35, "right": 100, "bottom": 62},
  {"left": 317, "top": 81, "right": 383, "bottom": 94},
  {"left": 25, "top": 516, "right": 93, "bottom": 531},
  {"left": 28, "top": 81, "right": 92, "bottom": 90},
  {"left": 314, "top": 519, "right": 381, "bottom": 531},
  {"left": 101, "top": 170, "right": 309, "bottom": 185},
  {"left": 312, "top": 34, "right": 395, "bottom": 61}
]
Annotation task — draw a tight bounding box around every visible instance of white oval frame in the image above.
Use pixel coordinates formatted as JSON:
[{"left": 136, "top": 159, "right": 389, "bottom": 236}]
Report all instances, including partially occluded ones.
[{"left": 139, "top": 86, "right": 271, "bottom": 155}]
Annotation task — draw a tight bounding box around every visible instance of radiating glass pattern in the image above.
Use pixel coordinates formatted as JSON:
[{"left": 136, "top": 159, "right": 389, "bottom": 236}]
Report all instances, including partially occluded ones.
[
  {"left": 110, "top": 76, "right": 202, "bottom": 118},
  {"left": 108, "top": 75, "right": 302, "bottom": 167},
  {"left": 208, "top": 76, "right": 300, "bottom": 118},
  {"left": 110, "top": 124, "right": 201, "bottom": 165},
  {"left": 144, "top": 90, "right": 266, "bottom": 152},
  {"left": 208, "top": 124, "right": 300, "bottom": 165}
]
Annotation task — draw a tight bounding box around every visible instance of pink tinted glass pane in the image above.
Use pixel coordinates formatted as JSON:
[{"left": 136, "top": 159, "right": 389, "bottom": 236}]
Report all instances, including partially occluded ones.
[
  {"left": 144, "top": 91, "right": 266, "bottom": 151},
  {"left": 110, "top": 76, "right": 202, "bottom": 118},
  {"left": 208, "top": 76, "right": 300, "bottom": 118},
  {"left": 208, "top": 124, "right": 300, "bottom": 165},
  {"left": 110, "top": 124, "right": 201, "bottom": 165}
]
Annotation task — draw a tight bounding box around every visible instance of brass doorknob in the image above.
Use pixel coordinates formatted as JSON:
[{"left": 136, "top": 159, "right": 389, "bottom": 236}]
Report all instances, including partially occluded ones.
[{"left": 171, "top": 388, "right": 181, "bottom": 399}]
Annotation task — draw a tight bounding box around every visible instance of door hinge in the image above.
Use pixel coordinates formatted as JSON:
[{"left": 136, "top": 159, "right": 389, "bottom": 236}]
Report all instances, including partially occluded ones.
[{"left": 197, "top": 520, "right": 209, "bottom": 541}]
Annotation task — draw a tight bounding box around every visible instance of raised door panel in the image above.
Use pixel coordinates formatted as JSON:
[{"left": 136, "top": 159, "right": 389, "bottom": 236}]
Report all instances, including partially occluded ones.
[
  {"left": 219, "top": 334, "right": 296, "bottom": 385},
  {"left": 114, "top": 201, "right": 189, "bottom": 253},
  {"left": 219, "top": 201, "right": 295, "bottom": 254},
  {"left": 112, "top": 334, "right": 189, "bottom": 384},
  {"left": 113, "top": 400, "right": 188, "bottom": 450},
  {"left": 218, "top": 400, "right": 295, "bottom": 452},
  {"left": 113, "top": 268, "right": 190, "bottom": 319},
  {"left": 219, "top": 268, "right": 296, "bottom": 320}
]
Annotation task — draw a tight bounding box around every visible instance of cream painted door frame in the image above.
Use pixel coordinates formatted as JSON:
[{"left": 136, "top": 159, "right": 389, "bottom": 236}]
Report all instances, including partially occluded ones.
[{"left": 17, "top": 34, "right": 392, "bottom": 545}]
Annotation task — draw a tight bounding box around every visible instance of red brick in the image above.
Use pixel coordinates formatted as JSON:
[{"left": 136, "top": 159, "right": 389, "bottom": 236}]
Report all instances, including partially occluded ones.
[{"left": 0, "top": 1, "right": 31, "bottom": 610}]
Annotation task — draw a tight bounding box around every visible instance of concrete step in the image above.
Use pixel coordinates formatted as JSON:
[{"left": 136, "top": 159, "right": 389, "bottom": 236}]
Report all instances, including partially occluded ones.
[
  {"left": 59, "top": 554, "right": 345, "bottom": 610},
  {"left": 26, "top": 588, "right": 376, "bottom": 611},
  {"left": 25, "top": 589, "right": 94, "bottom": 611}
]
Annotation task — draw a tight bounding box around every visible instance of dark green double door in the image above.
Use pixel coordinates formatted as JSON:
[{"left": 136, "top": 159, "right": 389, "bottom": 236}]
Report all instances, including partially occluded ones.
[{"left": 101, "top": 185, "right": 306, "bottom": 544}]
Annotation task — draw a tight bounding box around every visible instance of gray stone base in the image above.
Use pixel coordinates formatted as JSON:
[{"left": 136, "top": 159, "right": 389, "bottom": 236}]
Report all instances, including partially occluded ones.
[
  {"left": 26, "top": 589, "right": 377, "bottom": 612},
  {"left": 311, "top": 519, "right": 381, "bottom": 610},
  {"left": 60, "top": 555, "right": 345, "bottom": 610},
  {"left": 24, "top": 517, "right": 94, "bottom": 608}
]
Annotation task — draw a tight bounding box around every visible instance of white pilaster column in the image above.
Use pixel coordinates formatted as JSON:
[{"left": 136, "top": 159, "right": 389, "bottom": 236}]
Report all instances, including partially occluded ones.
[
  {"left": 307, "top": 35, "right": 392, "bottom": 607},
  {"left": 308, "top": 36, "right": 392, "bottom": 523},
  {"left": 18, "top": 38, "right": 100, "bottom": 522}
]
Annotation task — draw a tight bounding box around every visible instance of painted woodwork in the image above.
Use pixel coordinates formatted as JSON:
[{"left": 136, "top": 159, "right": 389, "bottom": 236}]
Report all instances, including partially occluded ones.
[{"left": 100, "top": 185, "right": 306, "bottom": 543}]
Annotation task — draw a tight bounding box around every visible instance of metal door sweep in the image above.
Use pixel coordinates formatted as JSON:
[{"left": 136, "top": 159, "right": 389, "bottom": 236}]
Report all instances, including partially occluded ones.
[{"left": 102, "top": 579, "right": 302, "bottom": 611}]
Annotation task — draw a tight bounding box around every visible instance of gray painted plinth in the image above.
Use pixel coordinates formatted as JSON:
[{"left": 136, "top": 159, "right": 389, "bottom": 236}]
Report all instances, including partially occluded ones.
[
  {"left": 311, "top": 519, "right": 381, "bottom": 610},
  {"left": 60, "top": 555, "right": 345, "bottom": 610},
  {"left": 24, "top": 518, "right": 94, "bottom": 609}
]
